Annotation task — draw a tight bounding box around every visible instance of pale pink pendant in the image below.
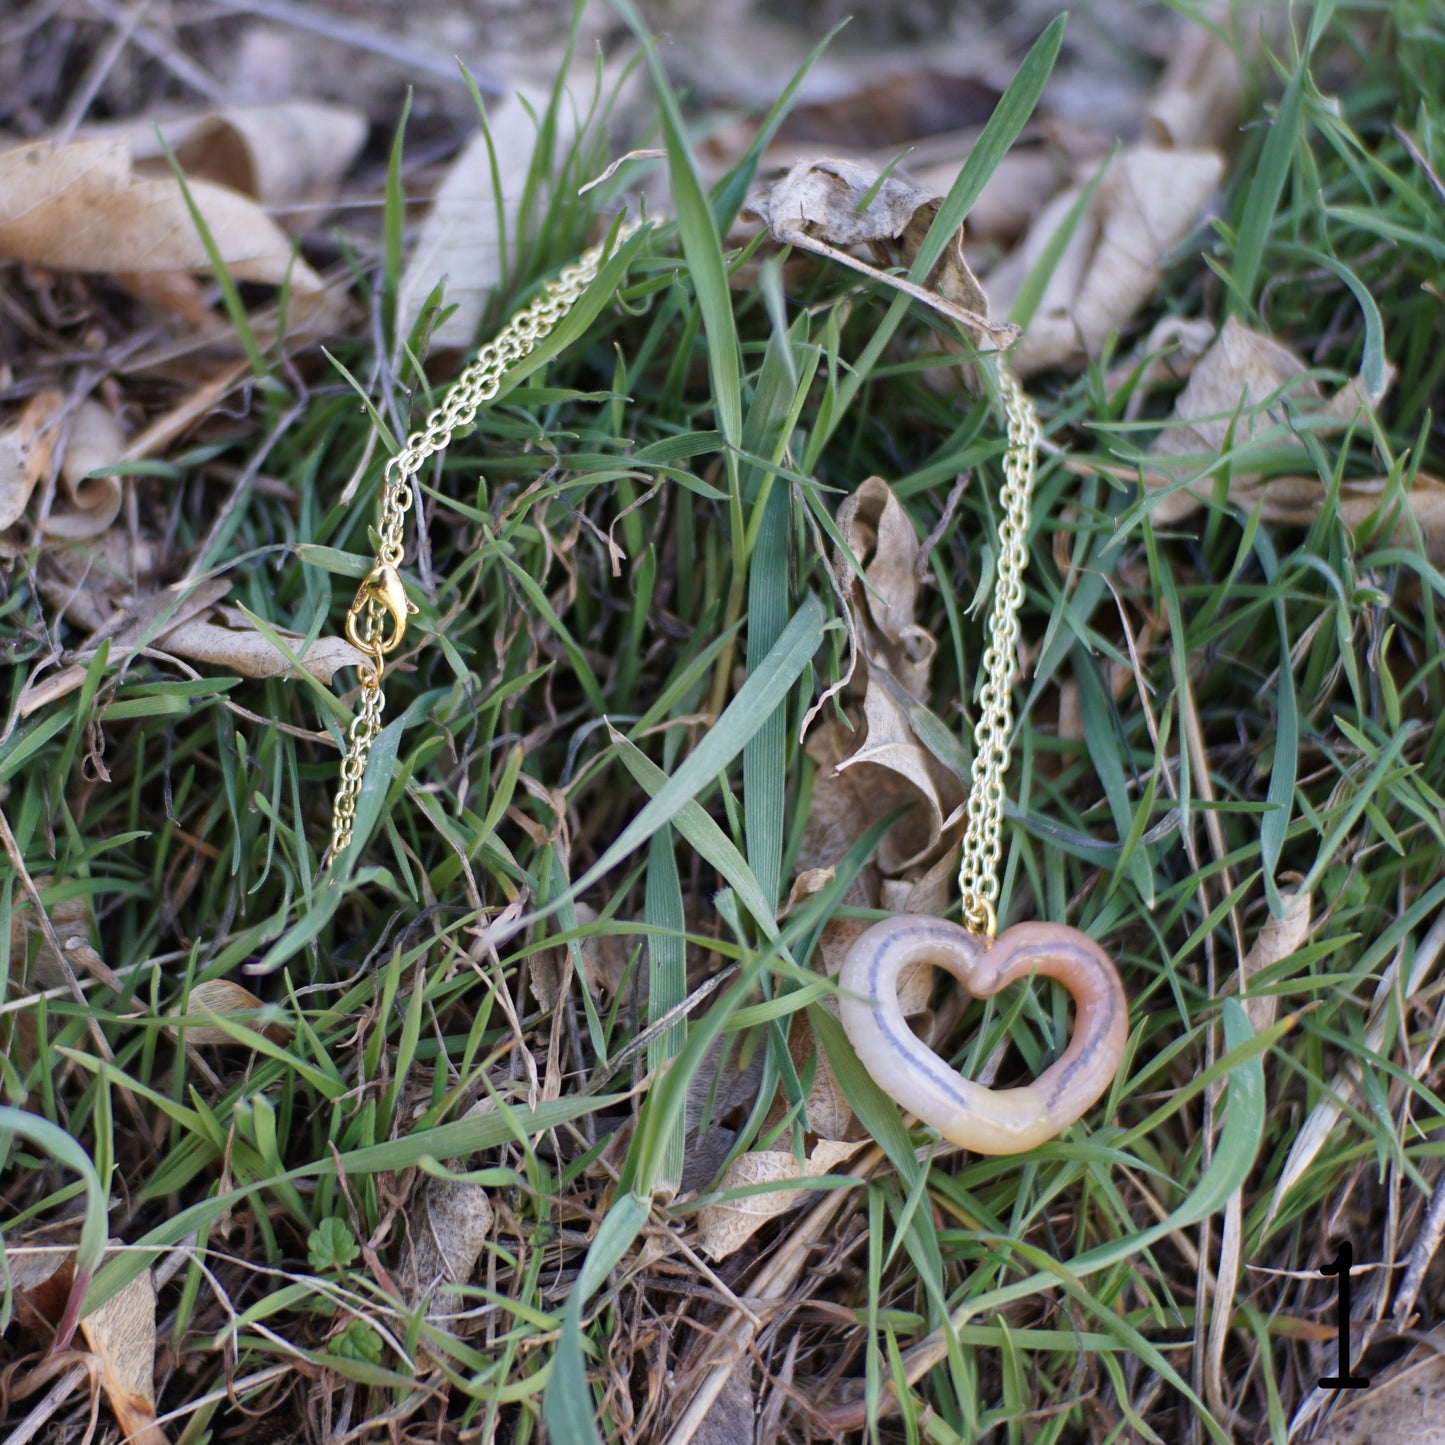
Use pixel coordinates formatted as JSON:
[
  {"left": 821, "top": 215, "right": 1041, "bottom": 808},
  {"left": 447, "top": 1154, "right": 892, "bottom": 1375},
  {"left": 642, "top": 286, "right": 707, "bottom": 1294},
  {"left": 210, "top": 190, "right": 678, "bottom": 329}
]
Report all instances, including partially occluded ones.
[{"left": 838, "top": 914, "right": 1128, "bottom": 1155}]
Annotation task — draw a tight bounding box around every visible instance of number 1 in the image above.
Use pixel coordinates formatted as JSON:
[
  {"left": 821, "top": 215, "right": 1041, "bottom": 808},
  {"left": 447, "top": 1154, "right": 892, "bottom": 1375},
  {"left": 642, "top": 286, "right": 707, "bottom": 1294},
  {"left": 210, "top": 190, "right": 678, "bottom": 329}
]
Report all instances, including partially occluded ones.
[{"left": 1318, "top": 1241, "right": 1370, "bottom": 1390}]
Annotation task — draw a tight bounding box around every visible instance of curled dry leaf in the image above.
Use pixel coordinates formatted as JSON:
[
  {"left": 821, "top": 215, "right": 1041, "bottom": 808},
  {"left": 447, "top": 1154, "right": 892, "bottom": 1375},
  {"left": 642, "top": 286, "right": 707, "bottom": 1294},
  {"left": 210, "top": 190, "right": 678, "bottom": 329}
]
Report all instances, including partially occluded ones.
[
  {"left": 988, "top": 144, "right": 1225, "bottom": 377},
  {"left": 768, "top": 475, "right": 966, "bottom": 1155},
  {"left": 824, "top": 476, "right": 962, "bottom": 877},
  {"left": 743, "top": 157, "right": 1018, "bottom": 351},
  {"left": 1144, "top": 25, "right": 1244, "bottom": 150},
  {"left": 45, "top": 399, "right": 125, "bottom": 540},
  {"left": 1240, "top": 886, "right": 1310, "bottom": 1034},
  {"left": 164, "top": 102, "right": 368, "bottom": 213},
  {"left": 170, "top": 978, "right": 294, "bottom": 1046},
  {"left": 0, "top": 136, "right": 324, "bottom": 296},
  {"left": 78, "top": 1245, "right": 168, "bottom": 1445},
  {"left": 832, "top": 475, "right": 936, "bottom": 701},
  {"left": 835, "top": 681, "right": 964, "bottom": 876},
  {"left": 696, "top": 1138, "right": 864, "bottom": 1262}
]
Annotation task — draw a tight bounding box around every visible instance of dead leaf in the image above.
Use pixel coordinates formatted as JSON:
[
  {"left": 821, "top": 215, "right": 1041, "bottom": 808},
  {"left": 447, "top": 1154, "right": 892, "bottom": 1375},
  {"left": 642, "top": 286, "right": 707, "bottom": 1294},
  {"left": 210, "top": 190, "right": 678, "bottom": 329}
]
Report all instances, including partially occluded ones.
[
  {"left": 1138, "top": 317, "right": 1443, "bottom": 559},
  {"left": 0, "top": 135, "right": 324, "bottom": 294},
  {"left": 0, "top": 389, "right": 63, "bottom": 530},
  {"left": 696, "top": 1138, "right": 864, "bottom": 1261},
  {"left": 1149, "top": 315, "right": 1333, "bottom": 480},
  {"left": 406, "top": 1100, "right": 496, "bottom": 1330},
  {"left": 1145, "top": 25, "right": 1244, "bottom": 150},
  {"left": 79, "top": 1246, "right": 168, "bottom": 1445},
  {"left": 744, "top": 157, "right": 1018, "bottom": 351},
  {"left": 158, "top": 603, "right": 367, "bottom": 683},
  {"left": 397, "top": 90, "right": 575, "bottom": 352},
  {"left": 165, "top": 102, "right": 368, "bottom": 212},
  {"left": 832, "top": 475, "right": 936, "bottom": 701},
  {"left": 170, "top": 979, "right": 293, "bottom": 1046},
  {"left": 409, "top": 1174, "right": 495, "bottom": 1315},
  {"left": 1241, "top": 886, "right": 1310, "bottom": 1034},
  {"left": 1, "top": 1245, "right": 75, "bottom": 1338},
  {"left": 834, "top": 679, "right": 962, "bottom": 875},
  {"left": 44, "top": 399, "right": 125, "bottom": 540},
  {"left": 988, "top": 144, "right": 1225, "bottom": 376}
]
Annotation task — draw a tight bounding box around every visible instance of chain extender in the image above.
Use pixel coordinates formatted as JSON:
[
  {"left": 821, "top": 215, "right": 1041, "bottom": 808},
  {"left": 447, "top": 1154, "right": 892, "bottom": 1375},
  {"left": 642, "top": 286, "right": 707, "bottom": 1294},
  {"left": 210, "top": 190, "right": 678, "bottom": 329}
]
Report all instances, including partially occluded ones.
[{"left": 329, "top": 220, "right": 642, "bottom": 856}]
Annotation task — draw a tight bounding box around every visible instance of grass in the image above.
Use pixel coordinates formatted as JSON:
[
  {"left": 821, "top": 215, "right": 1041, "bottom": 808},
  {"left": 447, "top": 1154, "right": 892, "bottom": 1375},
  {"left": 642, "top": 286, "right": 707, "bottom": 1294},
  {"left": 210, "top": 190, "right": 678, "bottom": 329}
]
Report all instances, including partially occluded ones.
[{"left": 4, "top": 0, "right": 1445, "bottom": 1440}]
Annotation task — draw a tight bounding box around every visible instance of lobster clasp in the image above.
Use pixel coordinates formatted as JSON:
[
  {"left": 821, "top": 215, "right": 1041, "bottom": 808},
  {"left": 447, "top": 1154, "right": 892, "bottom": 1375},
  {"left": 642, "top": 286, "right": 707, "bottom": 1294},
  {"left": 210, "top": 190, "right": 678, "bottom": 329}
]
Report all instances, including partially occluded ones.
[{"left": 345, "top": 560, "right": 417, "bottom": 657}]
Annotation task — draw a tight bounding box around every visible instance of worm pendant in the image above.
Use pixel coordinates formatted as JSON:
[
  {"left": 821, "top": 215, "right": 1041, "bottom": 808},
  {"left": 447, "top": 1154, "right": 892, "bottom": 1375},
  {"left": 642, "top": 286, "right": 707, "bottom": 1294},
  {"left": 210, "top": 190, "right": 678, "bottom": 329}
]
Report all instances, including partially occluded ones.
[{"left": 838, "top": 915, "right": 1128, "bottom": 1155}]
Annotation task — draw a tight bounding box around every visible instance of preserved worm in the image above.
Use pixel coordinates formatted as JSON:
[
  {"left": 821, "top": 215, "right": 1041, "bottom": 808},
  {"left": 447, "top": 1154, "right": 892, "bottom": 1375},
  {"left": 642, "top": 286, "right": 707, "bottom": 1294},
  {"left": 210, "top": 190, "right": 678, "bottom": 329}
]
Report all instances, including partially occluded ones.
[{"left": 838, "top": 914, "right": 1128, "bottom": 1155}]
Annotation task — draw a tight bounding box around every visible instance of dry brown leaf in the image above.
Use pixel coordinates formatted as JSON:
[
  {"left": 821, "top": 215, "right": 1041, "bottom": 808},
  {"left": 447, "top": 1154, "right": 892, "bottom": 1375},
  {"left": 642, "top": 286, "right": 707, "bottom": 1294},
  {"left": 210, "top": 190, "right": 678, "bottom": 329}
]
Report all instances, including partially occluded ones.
[
  {"left": 1139, "top": 318, "right": 1445, "bottom": 560},
  {"left": 44, "top": 399, "right": 125, "bottom": 540},
  {"left": 1147, "top": 314, "right": 1395, "bottom": 467},
  {"left": 1149, "top": 315, "right": 1335, "bottom": 482},
  {"left": 807, "top": 476, "right": 963, "bottom": 881},
  {"left": 78, "top": 1247, "right": 167, "bottom": 1445},
  {"left": 409, "top": 1175, "right": 496, "bottom": 1316},
  {"left": 696, "top": 1137, "right": 864, "bottom": 1261},
  {"left": 157, "top": 604, "right": 367, "bottom": 683},
  {"left": 18, "top": 545, "right": 364, "bottom": 715},
  {"left": 0, "top": 389, "right": 64, "bottom": 530},
  {"left": 0, "top": 136, "right": 324, "bottom": 297},
  {"left": 398, "top": 90, "right": 573, "bottom": 351},
  {"left": 1241, "top": 886, "right": 1310, "bottom": 1034},
  {"left": 990, "top": 144, "right": 1225, "bottom": 376},
  {"left": 744, "top": 157, "right": 1018, "bottom": 351},
  {"left": 405, "top": 1099, "right": 497, "bottom": 1332},
  {"left": 165, "top": 102, "right": 368, "bottom": 211},
  {"left": 170, "top": 978, "right": 294, "bottom": 1046},
  {"left": 834, "top": 679, "right": 962, "bottom": 875},
  {"left": 1, "top": 1246, "right": 75, "bottom": 1338},
  {"left": 1145, "top": 25, "right": 1244, "bottom": 150},
  {"left": 832, "top": 475, "right": 935, "bottom": 701}
]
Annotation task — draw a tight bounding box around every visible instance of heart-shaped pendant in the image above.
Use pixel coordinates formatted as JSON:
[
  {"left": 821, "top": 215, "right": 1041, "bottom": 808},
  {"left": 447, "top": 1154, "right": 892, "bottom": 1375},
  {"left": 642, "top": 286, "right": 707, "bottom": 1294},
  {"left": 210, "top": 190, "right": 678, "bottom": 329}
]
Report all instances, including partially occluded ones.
[{"left": 838, "top": 914, "right": 1127, "bottom": 1155}]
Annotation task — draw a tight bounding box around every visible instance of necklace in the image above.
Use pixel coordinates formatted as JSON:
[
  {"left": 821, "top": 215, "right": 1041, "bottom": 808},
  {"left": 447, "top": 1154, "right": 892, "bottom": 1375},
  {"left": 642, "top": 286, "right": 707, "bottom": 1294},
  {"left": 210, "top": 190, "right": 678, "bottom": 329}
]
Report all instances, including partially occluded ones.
[
  {"left": 836, "top": 366, "right": 1128, "bottom": 1155},
  {"left": 325, "top": 219, "right": 1127, "bottom": 1155}
]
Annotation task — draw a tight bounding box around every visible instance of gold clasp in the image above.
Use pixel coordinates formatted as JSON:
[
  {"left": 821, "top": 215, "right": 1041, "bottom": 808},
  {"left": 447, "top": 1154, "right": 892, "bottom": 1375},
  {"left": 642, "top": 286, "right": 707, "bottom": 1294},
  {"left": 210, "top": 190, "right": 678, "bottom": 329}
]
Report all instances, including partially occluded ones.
[{"left": 345, "top": 560, "right": 417, "bottom": 657}]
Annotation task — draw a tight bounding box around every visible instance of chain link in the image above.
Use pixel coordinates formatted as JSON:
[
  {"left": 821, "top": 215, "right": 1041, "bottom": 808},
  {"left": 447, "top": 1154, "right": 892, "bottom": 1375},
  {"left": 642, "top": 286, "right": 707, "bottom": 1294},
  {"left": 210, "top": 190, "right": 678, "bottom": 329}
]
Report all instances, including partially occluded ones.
[
  {"left": 329, "top": 221, "right": 642, "bottom": 857},
  {"left": 958, "top": 362, "right": 1041, "bottom": 938}
]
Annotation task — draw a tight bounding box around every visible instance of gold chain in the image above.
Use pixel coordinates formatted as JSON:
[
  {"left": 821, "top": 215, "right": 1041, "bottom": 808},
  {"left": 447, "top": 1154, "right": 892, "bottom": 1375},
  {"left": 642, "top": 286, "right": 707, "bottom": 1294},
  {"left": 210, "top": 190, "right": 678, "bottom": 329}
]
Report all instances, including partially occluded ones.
[
  {"left": 328, "top": 221, "right": 641, "bottom": 857},
  {"left": 326, "top": 214, "right": 1038, "bottom": 911},
  {"left": 957, "top": 362, "right": 1040, "bottom": 938}
]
